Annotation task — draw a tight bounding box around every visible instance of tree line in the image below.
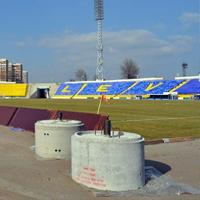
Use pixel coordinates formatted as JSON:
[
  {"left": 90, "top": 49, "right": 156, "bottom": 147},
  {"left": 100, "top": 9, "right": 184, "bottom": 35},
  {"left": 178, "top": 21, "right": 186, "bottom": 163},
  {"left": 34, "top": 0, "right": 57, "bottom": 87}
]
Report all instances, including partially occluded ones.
[{"left": 72, "top": 58, "right": 139, "bottom": 81}]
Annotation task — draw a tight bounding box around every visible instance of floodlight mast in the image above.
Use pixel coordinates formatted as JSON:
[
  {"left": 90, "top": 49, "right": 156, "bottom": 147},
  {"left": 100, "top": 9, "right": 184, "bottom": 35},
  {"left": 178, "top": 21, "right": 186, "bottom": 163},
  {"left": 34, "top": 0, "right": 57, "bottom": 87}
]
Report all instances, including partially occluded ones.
[
  {"left": 182, "top": 62, "right": 188, "bottom": 77},
  {"left": 94, "top": 0, "right": 104, "bottom": 80}
]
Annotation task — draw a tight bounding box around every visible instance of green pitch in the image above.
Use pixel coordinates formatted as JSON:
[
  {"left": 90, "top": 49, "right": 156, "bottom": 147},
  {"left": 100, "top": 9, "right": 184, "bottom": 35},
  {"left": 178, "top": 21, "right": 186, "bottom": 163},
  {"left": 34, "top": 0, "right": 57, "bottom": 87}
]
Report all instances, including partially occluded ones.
[{"left": 0, "top": 99, "right": 199, "bottom": 139}]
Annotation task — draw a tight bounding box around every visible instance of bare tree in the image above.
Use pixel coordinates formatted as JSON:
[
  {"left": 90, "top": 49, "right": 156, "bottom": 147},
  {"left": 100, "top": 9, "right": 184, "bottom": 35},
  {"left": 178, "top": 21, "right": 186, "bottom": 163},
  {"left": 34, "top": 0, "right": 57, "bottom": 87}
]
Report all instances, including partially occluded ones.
[
  {"left": 75, "top": 68, "right": 87, "bottom": 81},
  {"left": 121, "top": 58, "right": 139, "bottom": 79}
]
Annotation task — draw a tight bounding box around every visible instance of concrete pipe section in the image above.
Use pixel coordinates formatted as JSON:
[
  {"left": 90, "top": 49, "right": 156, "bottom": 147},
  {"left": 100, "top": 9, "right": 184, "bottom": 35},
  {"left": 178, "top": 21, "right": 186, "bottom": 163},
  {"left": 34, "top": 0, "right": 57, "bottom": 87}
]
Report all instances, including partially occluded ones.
[
  {"left": 35, "top": 119, "right": 84, "bottom": 160},
  {"left": 72, "top": 131, "right": 145, "bottom": 191}
]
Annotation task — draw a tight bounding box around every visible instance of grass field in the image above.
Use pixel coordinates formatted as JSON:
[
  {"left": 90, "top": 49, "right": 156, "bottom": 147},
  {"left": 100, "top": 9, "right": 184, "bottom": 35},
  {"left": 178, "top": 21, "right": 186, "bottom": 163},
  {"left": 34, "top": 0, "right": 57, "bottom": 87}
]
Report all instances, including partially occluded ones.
[{"left": 0, "top": 99, "right": 200, "bottom": 139}]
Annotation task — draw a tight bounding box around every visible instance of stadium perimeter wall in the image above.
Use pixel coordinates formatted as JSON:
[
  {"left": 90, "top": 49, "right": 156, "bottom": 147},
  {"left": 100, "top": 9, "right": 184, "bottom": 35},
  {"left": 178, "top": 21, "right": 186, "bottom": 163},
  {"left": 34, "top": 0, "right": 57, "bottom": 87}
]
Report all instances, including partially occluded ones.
[
  {"left": 0, "top": 83, "right": 59, "bottom": 98},
  {"left": 27, "top": 83, "right": 59, "bottom": 98},
  {"left": 0, "top": 106, "right": 108, "bottom": 132},
  {"left": 0, "top": 84, "right": 27, "bottom": 97}
]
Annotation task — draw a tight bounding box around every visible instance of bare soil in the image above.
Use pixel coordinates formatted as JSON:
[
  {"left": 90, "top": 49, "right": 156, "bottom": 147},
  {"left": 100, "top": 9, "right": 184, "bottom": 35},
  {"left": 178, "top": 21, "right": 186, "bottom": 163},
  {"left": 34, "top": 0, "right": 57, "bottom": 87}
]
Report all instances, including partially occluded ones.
[{"left": 0, "top": 125, "right": 199, "bottom": 200}]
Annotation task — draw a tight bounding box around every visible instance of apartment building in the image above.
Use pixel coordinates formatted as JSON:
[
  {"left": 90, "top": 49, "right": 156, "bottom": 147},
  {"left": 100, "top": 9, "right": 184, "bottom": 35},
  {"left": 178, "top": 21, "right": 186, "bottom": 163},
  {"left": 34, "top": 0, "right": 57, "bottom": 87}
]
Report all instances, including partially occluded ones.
[{"left": 0, "top": 58, "right": 28, "bottom": 83}]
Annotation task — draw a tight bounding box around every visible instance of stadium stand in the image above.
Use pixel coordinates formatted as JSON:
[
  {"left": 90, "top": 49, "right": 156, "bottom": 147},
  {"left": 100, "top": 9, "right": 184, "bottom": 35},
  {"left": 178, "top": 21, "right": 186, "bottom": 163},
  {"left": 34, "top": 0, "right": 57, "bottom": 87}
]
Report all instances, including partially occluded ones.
[
  {"left": 1, "top": 77, "right": 199, "bottom": 99},
  {"left": 124, "top": 80, "right": 183, "bottom": 95},
  {"left": 78, "top": 81, "right": 134, "bottom": 96},
  {"left": 0, "top": 84, "right": 27, "bottom": 97},
  {"left": 54, "top": 81, "right": 135, "bottom": 98},
  {"left": 54, "top": 83, "right": 83, "bottom": 98},
  {"left": 53, "top": 78, "right": 200, "bottom": 99},
  {"left": 174, "top": 79, "right": 200, "bottom": 94}
]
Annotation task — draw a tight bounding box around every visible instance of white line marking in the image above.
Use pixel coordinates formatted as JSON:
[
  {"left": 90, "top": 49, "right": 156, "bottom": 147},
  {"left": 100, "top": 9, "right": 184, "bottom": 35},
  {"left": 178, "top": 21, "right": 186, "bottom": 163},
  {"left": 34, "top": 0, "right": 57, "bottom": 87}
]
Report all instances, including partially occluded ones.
[{"left": 113, "top": 116, "right": 200, "bottom": 123}]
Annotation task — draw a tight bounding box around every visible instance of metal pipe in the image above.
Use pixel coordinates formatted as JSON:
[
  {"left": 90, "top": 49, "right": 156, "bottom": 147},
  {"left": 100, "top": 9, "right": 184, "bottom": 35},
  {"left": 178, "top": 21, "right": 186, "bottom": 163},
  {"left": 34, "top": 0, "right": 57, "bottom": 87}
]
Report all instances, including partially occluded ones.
[
  {"left": 58, "top": 112, "right": 63, "bottom": 121},
  {"left": 104, "top": 119, "right": 112, "bottom": 136}
]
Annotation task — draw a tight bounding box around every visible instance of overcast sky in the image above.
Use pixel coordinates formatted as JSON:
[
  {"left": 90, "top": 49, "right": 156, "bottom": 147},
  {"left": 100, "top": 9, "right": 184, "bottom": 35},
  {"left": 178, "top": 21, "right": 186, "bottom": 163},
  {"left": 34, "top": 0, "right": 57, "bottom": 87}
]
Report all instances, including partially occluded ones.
[{"left": 0, "top": 0, "right": 199, "bottom": 82}]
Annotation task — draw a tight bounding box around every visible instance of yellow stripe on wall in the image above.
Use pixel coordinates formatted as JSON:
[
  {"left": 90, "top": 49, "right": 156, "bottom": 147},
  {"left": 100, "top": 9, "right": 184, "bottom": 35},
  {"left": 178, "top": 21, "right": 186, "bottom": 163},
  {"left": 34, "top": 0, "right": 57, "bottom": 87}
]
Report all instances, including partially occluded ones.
[{"left": 0, "top": 84, "right": 27, "bottom": 97}]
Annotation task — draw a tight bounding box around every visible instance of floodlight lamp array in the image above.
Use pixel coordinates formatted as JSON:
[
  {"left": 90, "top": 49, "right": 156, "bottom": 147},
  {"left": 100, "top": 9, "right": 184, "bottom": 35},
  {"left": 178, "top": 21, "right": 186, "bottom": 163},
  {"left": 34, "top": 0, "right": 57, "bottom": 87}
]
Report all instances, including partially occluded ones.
[{"left": 94, "top": 0, "right": 104, "bottom": 21}]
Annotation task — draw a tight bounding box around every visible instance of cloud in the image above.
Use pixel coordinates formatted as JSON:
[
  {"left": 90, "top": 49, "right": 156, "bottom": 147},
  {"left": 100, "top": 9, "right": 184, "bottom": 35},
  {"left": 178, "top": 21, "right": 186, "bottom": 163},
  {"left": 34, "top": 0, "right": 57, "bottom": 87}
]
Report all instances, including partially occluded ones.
[
  {"left": 14, "top": 39, "right": 34, "bottom": 48},
  {"left": 179, "top": 12, "right": 200, "bottom": 25},
  {"left": 38, "top": 29, "right": 194, "bottom": 58},
  {"left": 15, "top": 41, "right": 26, "bottom": 48},
  {"left": 36, "top": 29, "right": 196, "bottom": 79},
  {"left": 38, "top": 32, "right": 96, "bottom": 48},
  {"left": 15, "top": 29, "right": 197, "bottom": 81},
  {"left": 153, "top": 22, "right": 167, "bottom": 31}
]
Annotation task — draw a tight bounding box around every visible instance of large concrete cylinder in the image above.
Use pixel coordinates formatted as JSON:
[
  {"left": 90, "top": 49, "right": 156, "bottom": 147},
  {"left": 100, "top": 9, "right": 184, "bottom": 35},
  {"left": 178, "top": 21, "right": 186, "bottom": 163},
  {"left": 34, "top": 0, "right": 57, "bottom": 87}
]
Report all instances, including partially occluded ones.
[
  {"left": 35, "top": 119, "right": 83, "bottom": 160},
  {"left": 72, "top": 131, "right": 145, "bottom": 191}
]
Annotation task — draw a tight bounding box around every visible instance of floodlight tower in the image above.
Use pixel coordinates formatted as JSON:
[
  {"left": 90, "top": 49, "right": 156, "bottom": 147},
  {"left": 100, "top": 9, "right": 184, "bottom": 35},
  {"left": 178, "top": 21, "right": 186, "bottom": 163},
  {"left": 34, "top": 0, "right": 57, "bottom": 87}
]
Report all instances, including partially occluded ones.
[
  {"left": 94, "top": 0, "right": 104, "bottom": 80},
  {"left": 182, "top": 62, "right": 188, "bottom": 77}
]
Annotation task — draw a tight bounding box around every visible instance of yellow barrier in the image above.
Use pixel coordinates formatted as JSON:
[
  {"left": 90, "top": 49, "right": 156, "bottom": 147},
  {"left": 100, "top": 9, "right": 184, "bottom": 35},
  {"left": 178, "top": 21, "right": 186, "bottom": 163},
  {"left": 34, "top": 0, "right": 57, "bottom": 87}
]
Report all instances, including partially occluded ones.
[
  {"left": 178, "top": 94, "right": 193, "bottom": 100},
  {"left": 0, "top": 84, "right": 27, "bottom": 97}
]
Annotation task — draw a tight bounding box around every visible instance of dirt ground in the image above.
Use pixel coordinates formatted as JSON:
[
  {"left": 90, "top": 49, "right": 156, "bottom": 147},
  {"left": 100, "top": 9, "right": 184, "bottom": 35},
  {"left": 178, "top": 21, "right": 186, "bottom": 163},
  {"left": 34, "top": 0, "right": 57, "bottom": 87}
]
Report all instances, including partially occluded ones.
[{"left": 0, "top": 125, "right": 199, "bottom": 200}]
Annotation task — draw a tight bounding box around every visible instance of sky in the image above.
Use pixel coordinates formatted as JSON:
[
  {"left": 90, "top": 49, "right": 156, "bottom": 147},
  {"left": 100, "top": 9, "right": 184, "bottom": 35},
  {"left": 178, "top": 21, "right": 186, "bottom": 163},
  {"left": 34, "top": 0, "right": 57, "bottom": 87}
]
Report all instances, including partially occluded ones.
[{"left": 0, "top": 0, "right": 199, "bottom": 82}]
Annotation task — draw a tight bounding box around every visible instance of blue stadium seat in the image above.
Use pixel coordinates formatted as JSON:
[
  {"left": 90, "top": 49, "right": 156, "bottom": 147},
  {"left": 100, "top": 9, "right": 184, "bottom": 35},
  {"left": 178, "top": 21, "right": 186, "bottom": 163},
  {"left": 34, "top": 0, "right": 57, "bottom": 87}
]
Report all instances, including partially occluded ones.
[
  {"left": 124, "top": 80, "right": 182, "bottom": 95},
  {"left": 78, "top": 81, "right": 134, "bottom": 95},
  {"left": 175, "top": 79, "right": 200, "bottom": 94},
  {"left": 55, "top": 83, "right": 83, "bottom": 96},
  {"left": 54, "top": 79, "right": 200, "bottom": 97}
]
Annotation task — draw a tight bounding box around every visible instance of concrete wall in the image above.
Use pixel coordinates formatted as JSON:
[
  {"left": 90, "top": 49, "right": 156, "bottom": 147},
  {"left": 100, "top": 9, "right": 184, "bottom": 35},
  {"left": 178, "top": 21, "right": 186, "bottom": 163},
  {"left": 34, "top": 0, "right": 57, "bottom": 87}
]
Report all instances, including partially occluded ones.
[{"left": 27, "top": 83, "right": 59, "bottom": 98}]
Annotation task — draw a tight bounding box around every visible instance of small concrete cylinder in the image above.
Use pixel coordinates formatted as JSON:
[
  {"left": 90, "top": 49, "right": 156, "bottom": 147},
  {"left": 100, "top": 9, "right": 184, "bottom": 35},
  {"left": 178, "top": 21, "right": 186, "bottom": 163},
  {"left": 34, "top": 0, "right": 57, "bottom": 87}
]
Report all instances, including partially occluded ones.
[
  {"left": 72, "top": 131, "right": 145, "bottom": 191},
  {"left": 35, "top": 119, "right": 83, "bottom": 159}
]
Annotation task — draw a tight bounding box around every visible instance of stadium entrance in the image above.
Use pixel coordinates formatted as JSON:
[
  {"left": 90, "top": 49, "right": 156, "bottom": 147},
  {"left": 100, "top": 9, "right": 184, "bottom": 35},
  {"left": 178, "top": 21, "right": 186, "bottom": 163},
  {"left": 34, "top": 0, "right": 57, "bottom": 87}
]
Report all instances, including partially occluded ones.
[
  {"left": 37, "top": 87, "right": 50, "bottom": 98},
  {"left": 149, "top": 92, "right": 178, "bottom": 100},
  {"left": 194, "top": 94, "right": 200, "bottom": 100}
]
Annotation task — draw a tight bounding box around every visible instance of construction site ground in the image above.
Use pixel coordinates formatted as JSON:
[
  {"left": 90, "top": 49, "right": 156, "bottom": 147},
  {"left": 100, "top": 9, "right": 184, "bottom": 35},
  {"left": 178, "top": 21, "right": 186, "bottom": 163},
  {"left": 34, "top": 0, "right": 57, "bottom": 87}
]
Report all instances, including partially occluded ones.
[{"left": 0, "top": 125, "right": 199, "bottom": 200}]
